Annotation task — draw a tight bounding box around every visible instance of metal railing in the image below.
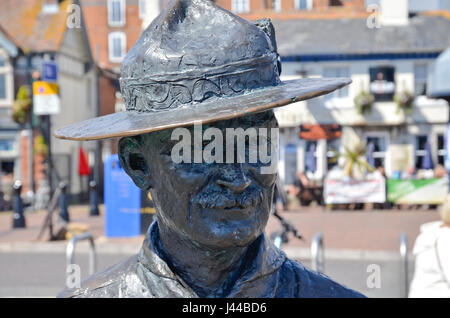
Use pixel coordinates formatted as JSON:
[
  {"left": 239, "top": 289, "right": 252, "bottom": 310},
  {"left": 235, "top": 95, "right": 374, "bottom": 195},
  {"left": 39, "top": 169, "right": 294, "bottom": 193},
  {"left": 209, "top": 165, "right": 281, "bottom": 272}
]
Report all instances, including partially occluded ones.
[
  {"left": 66, "top": 232, "right": 97, "bottom": 277},
  {"left": 311, "top": 232, "right": 324, "bottom": 273},
  {"left": 400, "top": 233, "right": 409, "bottom": 298}
]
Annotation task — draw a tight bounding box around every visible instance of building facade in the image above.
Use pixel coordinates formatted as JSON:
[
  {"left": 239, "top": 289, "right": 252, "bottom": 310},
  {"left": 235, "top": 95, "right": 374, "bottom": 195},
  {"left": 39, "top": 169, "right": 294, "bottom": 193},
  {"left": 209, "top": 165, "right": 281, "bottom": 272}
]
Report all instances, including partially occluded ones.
[
  {"left": 270, "top": 2, "right": 450, "bottom": 185},
  {"left": 0, "top": 29, "right": 20, "bottom": 207},
  {"left": 0, "top": 0, "right": 98, "bottom": 202}
]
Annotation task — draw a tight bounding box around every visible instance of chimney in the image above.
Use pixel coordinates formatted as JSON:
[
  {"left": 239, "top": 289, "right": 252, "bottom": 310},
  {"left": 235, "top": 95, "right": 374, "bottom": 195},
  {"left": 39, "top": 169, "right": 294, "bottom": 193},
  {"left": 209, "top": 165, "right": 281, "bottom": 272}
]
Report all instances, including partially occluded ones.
[
  {"left": 380, "top": 0, "right": 409, "bottom": 26},
  {"left": 141, "top": 0, "right": 162, "bottom": 30},
  {"left": 42, "top": 0, "right": 60, "bottom": 14}
]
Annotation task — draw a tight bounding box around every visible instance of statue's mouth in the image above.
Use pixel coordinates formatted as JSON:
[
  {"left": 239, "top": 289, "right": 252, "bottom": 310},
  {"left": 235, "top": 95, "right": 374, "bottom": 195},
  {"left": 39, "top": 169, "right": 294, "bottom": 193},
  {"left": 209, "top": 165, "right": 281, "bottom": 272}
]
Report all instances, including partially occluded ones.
[{"left": 198, "top": 193, "right": 260, "bottom": 210}]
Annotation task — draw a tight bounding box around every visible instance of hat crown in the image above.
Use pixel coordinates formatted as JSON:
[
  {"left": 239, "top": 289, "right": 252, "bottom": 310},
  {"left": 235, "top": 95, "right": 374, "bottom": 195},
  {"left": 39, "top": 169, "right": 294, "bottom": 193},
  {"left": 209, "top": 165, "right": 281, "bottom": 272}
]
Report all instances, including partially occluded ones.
[{"left": 120, "top": 0, "right": 280, "bottom": 112}]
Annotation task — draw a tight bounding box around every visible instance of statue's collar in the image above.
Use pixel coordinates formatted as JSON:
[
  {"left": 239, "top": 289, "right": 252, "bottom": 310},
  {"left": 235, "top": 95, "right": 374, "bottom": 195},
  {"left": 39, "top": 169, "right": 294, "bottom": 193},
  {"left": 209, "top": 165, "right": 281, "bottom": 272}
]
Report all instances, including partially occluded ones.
[{"left": 137, "top": 221, "right": 286, "bottom": 297}]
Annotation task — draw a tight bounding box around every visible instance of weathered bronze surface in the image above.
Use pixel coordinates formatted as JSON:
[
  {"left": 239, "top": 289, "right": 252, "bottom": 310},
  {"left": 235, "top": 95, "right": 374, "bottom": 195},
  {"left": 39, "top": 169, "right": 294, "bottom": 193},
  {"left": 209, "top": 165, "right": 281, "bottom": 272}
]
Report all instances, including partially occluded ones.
[
  {"left": 59, "top": 112, "right": 364, "bottom": 298},
  {"left": 56, "top": 0, "right": 363, "bottom": 298},
  {"left": 54, "top": 0, "right": 350, "bottom": 141}
]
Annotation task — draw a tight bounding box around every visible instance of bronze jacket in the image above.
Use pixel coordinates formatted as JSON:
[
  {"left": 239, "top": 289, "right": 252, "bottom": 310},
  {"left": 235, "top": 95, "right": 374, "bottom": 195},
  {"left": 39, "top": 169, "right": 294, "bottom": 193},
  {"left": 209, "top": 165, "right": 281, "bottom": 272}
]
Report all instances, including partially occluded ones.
[{"left": 59, "top": 222, "right": 365, "bottom": 298}]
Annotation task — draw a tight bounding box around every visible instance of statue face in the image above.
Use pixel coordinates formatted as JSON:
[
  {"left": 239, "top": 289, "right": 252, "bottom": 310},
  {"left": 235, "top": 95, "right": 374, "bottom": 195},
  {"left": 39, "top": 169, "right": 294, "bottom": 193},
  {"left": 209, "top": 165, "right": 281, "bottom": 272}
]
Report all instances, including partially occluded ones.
[{"left": 119, "top": 111, "right": 278, "bottom": 248}]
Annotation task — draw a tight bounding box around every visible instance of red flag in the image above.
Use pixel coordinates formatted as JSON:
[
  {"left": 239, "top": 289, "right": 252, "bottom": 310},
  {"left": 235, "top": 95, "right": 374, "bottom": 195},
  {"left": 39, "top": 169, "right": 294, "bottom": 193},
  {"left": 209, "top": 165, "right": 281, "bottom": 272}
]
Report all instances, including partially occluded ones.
[{"left": 78, "top": 147, "right": 91, "bottom": 176}]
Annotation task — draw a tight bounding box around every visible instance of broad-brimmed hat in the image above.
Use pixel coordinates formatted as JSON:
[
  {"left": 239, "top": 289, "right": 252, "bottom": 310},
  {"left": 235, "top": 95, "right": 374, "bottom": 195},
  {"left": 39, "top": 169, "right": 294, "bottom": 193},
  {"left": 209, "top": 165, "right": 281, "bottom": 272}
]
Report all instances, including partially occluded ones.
[{"left": 54, "top": 0, "right": 351, "bottom": 141}]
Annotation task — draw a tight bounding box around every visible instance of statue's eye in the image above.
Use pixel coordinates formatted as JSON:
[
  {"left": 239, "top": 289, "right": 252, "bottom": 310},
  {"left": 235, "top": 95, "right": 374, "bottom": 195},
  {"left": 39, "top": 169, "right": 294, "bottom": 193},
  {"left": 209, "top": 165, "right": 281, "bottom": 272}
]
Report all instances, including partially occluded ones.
[{"left": 160, "top": 143, "right": 175, "bottom": 156}]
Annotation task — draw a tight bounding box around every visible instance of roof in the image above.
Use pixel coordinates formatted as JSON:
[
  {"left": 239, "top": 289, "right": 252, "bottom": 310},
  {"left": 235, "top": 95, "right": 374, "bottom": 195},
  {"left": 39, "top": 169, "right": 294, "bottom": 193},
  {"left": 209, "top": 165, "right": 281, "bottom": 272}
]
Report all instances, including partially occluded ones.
[
  {"left": 272, "top": 14, "right": 450, "bottom": 58},
  {"left": 0, "top": 26, "right": 18, "bottom": 57},
  {"left": 0, "top": 0, "right": 72, "bottom": 54}
]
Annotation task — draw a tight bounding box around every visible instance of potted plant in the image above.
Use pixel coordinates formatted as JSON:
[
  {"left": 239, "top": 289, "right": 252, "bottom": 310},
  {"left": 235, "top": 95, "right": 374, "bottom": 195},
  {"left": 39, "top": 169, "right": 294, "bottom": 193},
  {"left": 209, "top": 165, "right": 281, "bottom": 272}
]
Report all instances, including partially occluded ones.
[
  {"left": 12, "top": 85, "right": 32, "bottom": 125},
  {"left": 354, "top": 90, "right": 375, "bottom": 115},
  {"left": 34, "top": 135, "right": 49, "bottom": 158},
  {"left": 394, "top": 90, "right": 414, "bottom": 115}
]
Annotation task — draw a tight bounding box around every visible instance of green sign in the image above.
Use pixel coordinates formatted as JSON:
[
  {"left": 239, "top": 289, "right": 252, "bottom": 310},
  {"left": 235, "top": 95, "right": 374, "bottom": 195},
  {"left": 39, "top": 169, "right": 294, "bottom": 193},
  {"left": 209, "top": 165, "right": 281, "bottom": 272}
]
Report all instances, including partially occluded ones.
[{"left": 387, "top": 178, "right": 447, "bottom": 204}]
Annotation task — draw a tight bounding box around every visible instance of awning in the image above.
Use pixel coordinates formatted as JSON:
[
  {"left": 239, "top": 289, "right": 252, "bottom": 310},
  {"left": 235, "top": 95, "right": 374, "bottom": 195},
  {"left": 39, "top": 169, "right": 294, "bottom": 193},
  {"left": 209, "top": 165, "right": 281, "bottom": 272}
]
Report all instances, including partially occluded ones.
[{"left": 299, "top": 124, "right": 342, "bottom": 141}]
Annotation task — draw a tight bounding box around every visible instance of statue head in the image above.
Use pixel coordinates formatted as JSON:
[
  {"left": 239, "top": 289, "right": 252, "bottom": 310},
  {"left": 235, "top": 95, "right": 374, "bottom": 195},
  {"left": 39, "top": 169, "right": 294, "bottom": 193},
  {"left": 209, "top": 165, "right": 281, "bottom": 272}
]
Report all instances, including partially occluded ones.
[{"left": 118, "top": 110, "right": 278, "bottom": 248}]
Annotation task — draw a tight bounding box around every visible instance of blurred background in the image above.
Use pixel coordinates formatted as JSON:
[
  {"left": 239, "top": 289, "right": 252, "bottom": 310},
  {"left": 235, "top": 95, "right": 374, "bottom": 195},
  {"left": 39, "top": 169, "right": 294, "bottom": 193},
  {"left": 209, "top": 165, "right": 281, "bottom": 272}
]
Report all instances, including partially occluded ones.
[{"left": 0, "top": 0, "right": 449, "bottom": 298}]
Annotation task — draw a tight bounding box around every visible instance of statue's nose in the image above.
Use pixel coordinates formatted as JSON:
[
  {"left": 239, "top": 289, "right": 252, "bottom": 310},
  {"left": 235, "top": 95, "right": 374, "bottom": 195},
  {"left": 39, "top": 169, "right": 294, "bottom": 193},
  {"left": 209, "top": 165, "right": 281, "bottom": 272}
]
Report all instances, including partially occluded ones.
[{"left": 215, "top": 166, "right": 251, "bottom": 194}]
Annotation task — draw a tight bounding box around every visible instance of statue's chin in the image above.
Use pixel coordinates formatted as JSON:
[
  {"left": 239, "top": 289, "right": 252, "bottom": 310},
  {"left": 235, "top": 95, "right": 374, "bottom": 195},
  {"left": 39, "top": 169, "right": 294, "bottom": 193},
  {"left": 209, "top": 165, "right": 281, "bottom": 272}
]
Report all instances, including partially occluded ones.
[
  {"left": 185, "top": 216, "right": 267, "bottom": 249},
  {"left": 156, "top": 202, "right": 270, "bottom": 249}
]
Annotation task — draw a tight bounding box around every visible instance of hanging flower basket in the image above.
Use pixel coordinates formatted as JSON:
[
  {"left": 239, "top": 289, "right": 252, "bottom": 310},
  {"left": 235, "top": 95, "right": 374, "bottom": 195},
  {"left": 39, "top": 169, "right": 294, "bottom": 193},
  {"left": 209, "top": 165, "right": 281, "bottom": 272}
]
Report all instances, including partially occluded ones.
[
  {"left": 354, "top": 90, "right": 374, "bottom": 115},
  {"left": 394, "top": 90, "right": 414, "bottom": 115},
  {"left": 34, "top": 135, "right": 49, "bottom": 158},
  {"left": 12, "top": 85, "right": 32, "bottom": 125}
]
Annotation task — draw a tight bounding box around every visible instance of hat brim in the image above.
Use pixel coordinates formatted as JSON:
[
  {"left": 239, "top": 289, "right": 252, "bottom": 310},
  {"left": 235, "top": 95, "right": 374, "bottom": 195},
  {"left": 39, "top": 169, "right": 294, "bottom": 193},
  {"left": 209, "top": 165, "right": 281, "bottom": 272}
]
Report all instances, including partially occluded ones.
[{"left": 54, "top": 78, "right": 351, "bottom": 141}]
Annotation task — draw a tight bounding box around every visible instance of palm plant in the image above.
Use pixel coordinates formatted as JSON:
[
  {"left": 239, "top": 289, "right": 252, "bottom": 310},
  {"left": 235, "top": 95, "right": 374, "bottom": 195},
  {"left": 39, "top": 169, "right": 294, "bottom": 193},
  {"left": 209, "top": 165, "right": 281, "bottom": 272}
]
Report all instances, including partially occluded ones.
[{"left": 328, "top": 141, "right": 375, "bottom": 179}]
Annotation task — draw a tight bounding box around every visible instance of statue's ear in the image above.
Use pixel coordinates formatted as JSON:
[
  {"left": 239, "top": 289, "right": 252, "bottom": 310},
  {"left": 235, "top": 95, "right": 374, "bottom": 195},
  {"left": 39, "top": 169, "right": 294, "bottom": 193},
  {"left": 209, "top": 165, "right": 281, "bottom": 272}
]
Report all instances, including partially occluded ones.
[{"left": 118, "top": 136, "right": 152, "bottom": 190}]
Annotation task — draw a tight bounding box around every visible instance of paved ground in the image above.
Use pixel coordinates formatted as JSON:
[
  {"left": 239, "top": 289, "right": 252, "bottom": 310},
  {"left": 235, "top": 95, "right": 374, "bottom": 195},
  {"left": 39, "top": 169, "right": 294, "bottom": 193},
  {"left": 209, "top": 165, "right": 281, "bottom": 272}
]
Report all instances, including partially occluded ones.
[
  {"left": 265, "top": 206, "right": 440, "bottom": 251},
  {"left": 0, "top": 204, "right": 441, "bottom": 297},
  {"left": 1, "top": 204, "right": 440, "bottom": 250},
  {"left": 0, "top": 251, "right": 411, "bottom": 298}
]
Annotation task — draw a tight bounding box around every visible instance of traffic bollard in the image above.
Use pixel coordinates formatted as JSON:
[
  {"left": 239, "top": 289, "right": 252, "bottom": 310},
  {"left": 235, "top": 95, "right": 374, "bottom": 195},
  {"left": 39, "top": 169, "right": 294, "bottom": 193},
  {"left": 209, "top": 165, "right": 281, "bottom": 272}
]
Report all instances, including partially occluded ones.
[
  {"left": 59, "top": 182, "right": 70, "bottom": 222},
  {"left": 12, "top": 180, "right": 26, "bottom": 228},
  {"left": 89, "top": 180, "right": 99, "bottom": 216}
]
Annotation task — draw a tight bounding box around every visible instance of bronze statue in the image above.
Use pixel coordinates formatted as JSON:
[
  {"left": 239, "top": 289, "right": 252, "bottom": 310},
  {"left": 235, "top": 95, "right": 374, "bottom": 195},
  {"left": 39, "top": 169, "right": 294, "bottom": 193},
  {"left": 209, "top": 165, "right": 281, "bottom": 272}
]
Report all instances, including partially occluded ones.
[{"left": 55, "top": 0, "right": 363, "bottom": 298}]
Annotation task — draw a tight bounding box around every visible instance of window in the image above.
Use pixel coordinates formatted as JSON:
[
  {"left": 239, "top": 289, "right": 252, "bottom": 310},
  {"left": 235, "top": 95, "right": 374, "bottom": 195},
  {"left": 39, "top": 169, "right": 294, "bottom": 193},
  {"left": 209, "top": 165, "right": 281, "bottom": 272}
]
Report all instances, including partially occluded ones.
[
  {"left": 415, "top": 135, "right": 428, "bottom": 169},
  {"left": 295, "top": 0, "right": 311, "bottom": 10},
  {"left": 108, "top": 32, "right": 126, "bottom": 63},
  {"left": 0, "top": 53, "right": 12, "bottom": 103},
  {"left": 369, "top": 66, "right": 395, "bottom": 101},
  {"left": 232, "top": 0, "right": 249, "bottom": 13},
  {"left": 0, "top": 74, "right": 5, "bottom": 100},
  {"left": 323, "top": 66, "right": 350, "bottom": 98},
  {"left": 284, "top": 144, "right": 298, "bottom": 185},
  {"left": 304, "top": 141, "right": 317, "bottom": 173},
  {"left": 272, "top": 0, "right": 281, "bottom": 11},
  {"left": 437, "top": 134, "right": 445, "bottom": 166},
  {"left": 327, "top": 139, "right": 340, "bottom": 170},
  {"left": 1, "top": 161, "right": 14, "bottom": 174},
  {"left": 139, "top": 0, "right": 146, "bottom": 19},
  {"left": 365, "top": 135, "right": 387, "bottom": 168},
  {"left": 108, "top": 0, "right": 126, "bottom": 27},
  {"left": 0, "top": 139, "right": 14, "bottom": 152},
  {"left": 414, "top": 64, "right": 428, "bottom": 96}
]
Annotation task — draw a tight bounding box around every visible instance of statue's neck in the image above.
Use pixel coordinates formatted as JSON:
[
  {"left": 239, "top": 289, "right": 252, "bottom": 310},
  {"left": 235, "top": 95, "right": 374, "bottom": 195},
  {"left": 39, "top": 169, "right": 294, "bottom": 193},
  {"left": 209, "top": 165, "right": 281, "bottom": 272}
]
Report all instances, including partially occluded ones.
[{"left": 155, "top": 222, "right": 249, "bottom": 297}]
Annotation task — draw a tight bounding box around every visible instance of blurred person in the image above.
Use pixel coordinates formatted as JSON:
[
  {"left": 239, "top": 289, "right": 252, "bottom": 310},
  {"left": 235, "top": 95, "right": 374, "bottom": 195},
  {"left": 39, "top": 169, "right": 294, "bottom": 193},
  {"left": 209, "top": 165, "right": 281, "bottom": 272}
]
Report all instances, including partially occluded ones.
[
  {"left": 434, "top": 165, "right": 447, "bottom": 179},
  {"left": 402, "top": 166, "right": 416, "bottom": 180},
  {"left": 373, "top": 166, "right": 390, "bottom": 210},
  {"left": 0, "top": 172, "right": 14, "bottom": 211},
  {"left": 409, "top": 195, "right": 450, "bottom": 298},
  {"left": 290, "top": 171, "right": 315, "bottom": 206}
]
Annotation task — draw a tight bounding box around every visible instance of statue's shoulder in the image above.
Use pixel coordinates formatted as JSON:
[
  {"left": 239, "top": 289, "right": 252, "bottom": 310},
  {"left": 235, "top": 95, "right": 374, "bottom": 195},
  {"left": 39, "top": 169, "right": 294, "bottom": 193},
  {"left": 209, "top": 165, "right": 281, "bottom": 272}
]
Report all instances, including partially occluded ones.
[
  {"left": 58, "top": 254, "right": 140, "bottom": 298},
  {"left": 278, "top": 258, "right": 366, "bottom": 298}
]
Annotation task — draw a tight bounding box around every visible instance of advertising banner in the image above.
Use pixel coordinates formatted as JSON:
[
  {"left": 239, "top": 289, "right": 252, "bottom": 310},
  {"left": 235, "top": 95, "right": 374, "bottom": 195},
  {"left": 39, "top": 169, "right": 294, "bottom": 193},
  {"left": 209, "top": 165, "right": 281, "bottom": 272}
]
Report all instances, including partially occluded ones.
[
  {"left": 324, "top": 178, "right": 386, "bottom": 204},
  {"left": 387, "top": 178, "right": 448, "bottom": 204}
]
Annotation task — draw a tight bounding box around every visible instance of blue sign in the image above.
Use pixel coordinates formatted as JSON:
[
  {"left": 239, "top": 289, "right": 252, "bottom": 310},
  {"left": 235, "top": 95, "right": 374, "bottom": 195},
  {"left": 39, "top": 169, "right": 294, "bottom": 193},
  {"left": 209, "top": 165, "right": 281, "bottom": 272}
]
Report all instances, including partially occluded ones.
[
  {"left": 42, "top": 61, "right": 58, "bottom": 82},
  {"left": 104, "top": 155, "right": 141, "bottom": 237}
]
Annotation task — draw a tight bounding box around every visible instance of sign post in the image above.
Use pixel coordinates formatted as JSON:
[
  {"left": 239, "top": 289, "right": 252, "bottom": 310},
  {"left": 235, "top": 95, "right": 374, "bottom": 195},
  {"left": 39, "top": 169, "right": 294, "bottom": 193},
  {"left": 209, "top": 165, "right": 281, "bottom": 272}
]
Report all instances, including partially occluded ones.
[
  {"left": 42, "top": 61, "right": 58, "bottom": 82},
  {"left": 32, "top": 81, "right": 60, "bottom": 116},
  {"left": 33, "top": 80, "right": 60, "bottom": 210}
]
